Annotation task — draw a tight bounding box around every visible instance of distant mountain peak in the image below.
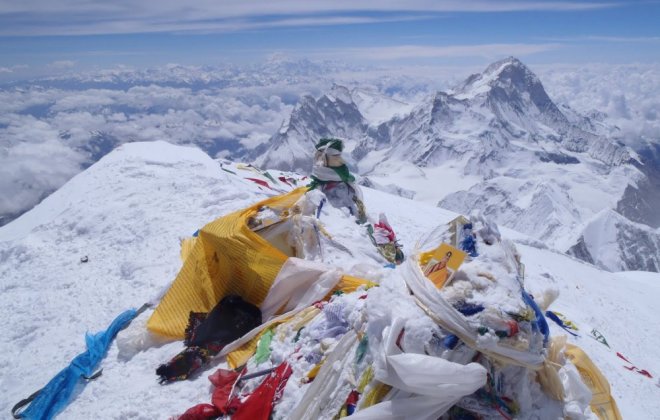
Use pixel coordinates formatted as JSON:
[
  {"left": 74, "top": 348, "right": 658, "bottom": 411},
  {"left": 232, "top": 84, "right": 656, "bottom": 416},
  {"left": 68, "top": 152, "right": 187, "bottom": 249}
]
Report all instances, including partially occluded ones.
[
  {"left": 327, "top": 83, "right": 353, "bottom": 104},
  {"left": 455, "top": 56, "right": 541, "bottom": 99}
]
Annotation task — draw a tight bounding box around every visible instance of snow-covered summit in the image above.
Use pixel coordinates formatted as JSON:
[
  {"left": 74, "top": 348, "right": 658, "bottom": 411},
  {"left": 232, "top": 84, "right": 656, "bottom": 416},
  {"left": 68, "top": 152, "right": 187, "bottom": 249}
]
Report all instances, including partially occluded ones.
[
  {"left": 568, "top": 208, "right": 660, "bottom": 272},
  {"left": 0, "top": 141, "right": 658, "bottom": 419},
  {"left": 454, "top": 56, "right": 541, "bottom": 100},
  {"left": 254, "top": 84, "right": 368, "bottom": 172}
]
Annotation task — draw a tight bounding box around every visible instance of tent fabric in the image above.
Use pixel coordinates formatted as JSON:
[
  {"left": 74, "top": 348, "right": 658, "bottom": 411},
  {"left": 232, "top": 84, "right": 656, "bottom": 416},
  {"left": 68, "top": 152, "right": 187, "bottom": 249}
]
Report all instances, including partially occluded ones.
[
  {"left": 224, "top": 306, "right": 321, "bottom": 369},
  {"left": 19, "top": 308, "right": 139, "bottom": 420},
  {"left": 349, "top": 318, "right": 487, "bottom": 420},
  {"left": 180, "top": 237, "right": 197, "bottom": 263},
  {"left": 259, "top": 258, "right": 343, "bottom": 321},
  {"left": 565, "top": 345, "right": 623, "bottom": 420},
  {"left": 537, "top": 336, "right": 568, "bottom": 401},
  {"left": 403, "top": 247, "right": 545, "bottom": 369},
  {"left": 147, "top": 187, "right": 307, "bottom": 338},
  {"left": 288, "top": 331, "right": 359, "bottom": 420}
]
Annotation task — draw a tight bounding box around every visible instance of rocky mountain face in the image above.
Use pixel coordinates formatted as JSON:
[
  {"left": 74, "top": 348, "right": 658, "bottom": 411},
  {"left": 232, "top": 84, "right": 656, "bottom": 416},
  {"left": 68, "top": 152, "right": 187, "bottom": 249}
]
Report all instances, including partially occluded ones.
[
  {"left": 568, "top": 209, "right": 660, "bottom": 273},
  {"left": 253, "top": 84, "right": 369, "bottom": 172},
  {"left": 256, "top": 57, "right": 658, "bottom": 272},
  {"left": 616, "top": 142, "right": 660, "bottom": 229}
]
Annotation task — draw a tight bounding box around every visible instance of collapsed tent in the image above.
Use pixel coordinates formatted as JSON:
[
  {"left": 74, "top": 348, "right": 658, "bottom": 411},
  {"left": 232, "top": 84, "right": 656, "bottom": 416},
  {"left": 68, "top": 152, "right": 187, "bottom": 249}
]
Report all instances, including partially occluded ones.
[
  {"left": 140, "top": 179, "right": 623, "bottom": 419},
  {"left": 147, "top": 188, "right": 307, "bottom": 338}
]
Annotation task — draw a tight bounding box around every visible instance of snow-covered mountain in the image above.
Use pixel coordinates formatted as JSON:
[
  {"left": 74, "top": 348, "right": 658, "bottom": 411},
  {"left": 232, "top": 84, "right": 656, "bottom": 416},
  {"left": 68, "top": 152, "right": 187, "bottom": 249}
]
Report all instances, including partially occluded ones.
[
  {"left": 568, "top": 209, "right": 660, "bottom": 272},
  {"left": 253, "top": 84, "right": 369, "bottom": 172},
  {"left": 2, "top": 57, "right": 658, "bottom": 272},
  {"left": 1, "top": 142, "right": 658, "bottom": 419},
  {"left": 256, "top": 57, "right": 658, "bottom": 272},
  {"left": 0, "top": 59, "right": 438, "bottom": 228}
]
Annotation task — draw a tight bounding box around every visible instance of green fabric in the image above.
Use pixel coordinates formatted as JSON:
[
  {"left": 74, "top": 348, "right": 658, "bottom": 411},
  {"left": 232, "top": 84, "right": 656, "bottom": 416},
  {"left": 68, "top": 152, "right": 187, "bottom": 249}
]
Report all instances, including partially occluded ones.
[
  {"left": 355, "top": 335, "right": 369, "bottom": 365},
  {"left": 330, "top": 165, "right": 355, "bottom": 183},
  {"left": 220, "top": 166, "right": 237, "bottom": 175},
  {"left": 293, "top": 327, "right": 304, "bottom": 343},
  {"left": 591, "top": 328, "right": 610, "bottom": 348},
  {"left": 255, "top": 329, "right": 274, "bottom": 364},
  {"left": 316, "top": 138, "right": 344, "bottom": 152},
  {"left": 308, "top": 166, "right": 354, "bottom": 189},
  {"left": 263, "top": 171, "right": 278, "bottom": 185}
]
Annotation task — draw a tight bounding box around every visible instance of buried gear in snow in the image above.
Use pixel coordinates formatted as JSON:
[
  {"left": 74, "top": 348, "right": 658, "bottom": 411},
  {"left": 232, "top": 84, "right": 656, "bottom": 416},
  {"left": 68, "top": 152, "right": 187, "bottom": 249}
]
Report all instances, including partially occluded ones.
[
  {"left": 367, "top": 213, "right": 405, "bottom": 265},
  {"left": 156, "top": 295, "right": 262, "bottom": 383}
]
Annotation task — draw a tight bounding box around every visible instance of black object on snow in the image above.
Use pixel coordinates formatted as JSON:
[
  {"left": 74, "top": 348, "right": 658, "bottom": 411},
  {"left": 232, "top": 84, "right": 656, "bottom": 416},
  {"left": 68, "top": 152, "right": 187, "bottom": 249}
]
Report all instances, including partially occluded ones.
[{"left": 157, "top": 295, "right": 262, "bottom": 384}]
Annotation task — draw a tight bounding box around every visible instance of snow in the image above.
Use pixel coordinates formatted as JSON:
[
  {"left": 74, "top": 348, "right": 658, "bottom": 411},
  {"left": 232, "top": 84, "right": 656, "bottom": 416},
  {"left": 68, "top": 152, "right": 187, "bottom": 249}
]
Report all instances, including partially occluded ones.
[
  {"left": 352, "top": 88, "right": 414, "bottom": 125},
  {"left": 358, "top": 158, "right": 481, "bottom": 205},
  {"left": 1, "top": 142, "right": 658, "bottom": 419}
]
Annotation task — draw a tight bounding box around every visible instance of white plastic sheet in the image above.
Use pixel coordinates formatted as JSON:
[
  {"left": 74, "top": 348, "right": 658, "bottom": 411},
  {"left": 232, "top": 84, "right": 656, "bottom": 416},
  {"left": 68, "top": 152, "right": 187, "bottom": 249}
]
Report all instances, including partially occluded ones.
[
  {"left": 260, "top": 257, "right": 342, "bottom": 321},
  {"left": 402, "top": 251, "right": 545, "bottom": 369},
  {"left": 351, "top": 318, "right": 487, "bottom": 420},
  {"left": 559, "top": 362, "right": 597, "bottom": 420},
  {"left": 288, "top": 330, "right": 359, "bottom": 420}
]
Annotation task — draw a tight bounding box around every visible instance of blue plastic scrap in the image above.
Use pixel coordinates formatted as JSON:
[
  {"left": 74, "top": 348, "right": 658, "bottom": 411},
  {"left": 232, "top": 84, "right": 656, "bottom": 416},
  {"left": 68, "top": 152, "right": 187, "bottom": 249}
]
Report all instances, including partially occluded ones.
[
  {"left": 18, "top": 308, "right": 141, "bottom": 420},
  {"left": 453, "top": 301, "right": 485, "bottom": 316},
  {"left": 545, "top": 311, "right": 579, "bottom": 337},
  {"left": 521, "top": 290, "right": 549, "bottom": 346}
]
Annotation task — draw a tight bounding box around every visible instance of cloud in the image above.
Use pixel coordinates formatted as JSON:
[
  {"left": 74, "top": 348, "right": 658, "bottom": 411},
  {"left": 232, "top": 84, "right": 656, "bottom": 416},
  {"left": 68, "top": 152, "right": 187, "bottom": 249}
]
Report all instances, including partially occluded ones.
[
  {"left": 0, "top": 113, "right": 86, "bottom": 218},
  {"left": 584, "top": 36, "right": 660, "bottom": 43},
  {"left": 538, "top": 62, "right": 660, "bottom": 147},
  {"left": 48, "top": 60, "right": 76, "bottom": 69},
  {"left": 0, "top": 1, "right": 619, "bottom": 36},
  {"left": 313, "top": 43, "right": 561, "bottom": 61},
  {"left": 0, "top": 64, "right": 29, "bottom": 73},
  {"left": 2, "top": 58, "right": 657, "bottom": 226},
  {"left": 538, "top": 35, "right": 660, "bottom": 43}
]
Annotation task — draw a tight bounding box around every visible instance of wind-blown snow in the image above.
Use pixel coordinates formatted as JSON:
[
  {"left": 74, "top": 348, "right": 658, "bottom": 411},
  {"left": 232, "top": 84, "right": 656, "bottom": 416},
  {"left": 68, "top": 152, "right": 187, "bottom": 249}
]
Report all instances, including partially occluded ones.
[{"left": 0, "top": 142, "right": 658, "bottom": 419}]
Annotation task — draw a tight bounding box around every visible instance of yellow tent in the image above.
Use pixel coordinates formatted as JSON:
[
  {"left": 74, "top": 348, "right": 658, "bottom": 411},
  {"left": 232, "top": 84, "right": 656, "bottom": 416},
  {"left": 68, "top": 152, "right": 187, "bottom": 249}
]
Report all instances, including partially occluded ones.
[
  {"left": 565, "top": 344, "right": 622, "bottom": 420},
  {"left": 147, "top": 188, "right": 307, "bottom": 338}
]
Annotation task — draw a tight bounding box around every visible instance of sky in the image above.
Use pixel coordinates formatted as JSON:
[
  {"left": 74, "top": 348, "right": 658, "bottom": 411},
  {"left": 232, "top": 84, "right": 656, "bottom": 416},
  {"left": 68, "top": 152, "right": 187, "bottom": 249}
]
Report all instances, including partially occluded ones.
[{"left": 0, "top": 0, "right": 659, "bottom": 79}]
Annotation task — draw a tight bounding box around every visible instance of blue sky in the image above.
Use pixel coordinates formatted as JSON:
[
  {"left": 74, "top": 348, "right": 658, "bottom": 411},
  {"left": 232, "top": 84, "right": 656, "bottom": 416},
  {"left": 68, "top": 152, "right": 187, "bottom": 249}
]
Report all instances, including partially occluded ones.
[{"left": 1, "top": 0, "right": 659, "bottom": 79}]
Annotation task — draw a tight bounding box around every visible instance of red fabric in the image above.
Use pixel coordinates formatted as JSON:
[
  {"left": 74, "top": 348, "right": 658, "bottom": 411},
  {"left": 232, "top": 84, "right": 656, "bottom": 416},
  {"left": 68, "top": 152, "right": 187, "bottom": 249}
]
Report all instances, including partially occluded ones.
[
  {"left": 232, "top": 362, "right": 293, "bottom": 420},
  {"left": 278, "top": 176, "right": 291, "bottom": 186},
  {"left": 374, "top": 221, "right": 396, "bottom": 242},
  {"left": 246, "top": 177, "right": 272, "bottom": 190},
  {"left": 346, "top": 390, "right": 360, "bottom": 405},
  {"left": 177, "top": 368, "right": 240, "bottom": 419},
  {"left": 617, "top": 352, "right": 654, "bottom": 378},
  {"left": 507, "top": 320, "right": 519, "bottom": 337},
  {"left": 209, "top": 369, "right": 241, "bottom": 413},
  {"left": 178, "top": 404, "right": 218, "bottom": 420},
  {"left": 616, "top": 352, "right": 631, "bottom": 363}
]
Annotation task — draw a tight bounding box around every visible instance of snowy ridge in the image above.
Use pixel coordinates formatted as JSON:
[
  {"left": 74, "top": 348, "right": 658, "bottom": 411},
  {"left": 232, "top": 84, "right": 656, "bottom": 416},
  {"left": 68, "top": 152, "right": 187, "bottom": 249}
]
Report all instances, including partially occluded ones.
[
  {"left": 0, "top": 142, "right": 658, "bottom": 419},
  {"left": 254, "top": 84, "right": 368, "bottom": 172},
  {"left": 351, "top": 88, "right": 412, "bottom": 125},
  {"left": 568, "top": 209, "right": 660, "bottom": 272}
]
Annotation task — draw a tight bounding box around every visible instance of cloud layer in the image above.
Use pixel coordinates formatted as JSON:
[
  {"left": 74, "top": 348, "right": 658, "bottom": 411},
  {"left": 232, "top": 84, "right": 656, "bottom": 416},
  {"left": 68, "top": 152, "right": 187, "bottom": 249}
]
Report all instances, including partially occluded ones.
[
  {"left": 0, "top": 0, "right": 617, "bottom": 36},
  {"left": 537, "top": 63, "right": 660, "bottom": 148},
  {"left": 1, "top": 59, "right": 657, "bottom": 226}
]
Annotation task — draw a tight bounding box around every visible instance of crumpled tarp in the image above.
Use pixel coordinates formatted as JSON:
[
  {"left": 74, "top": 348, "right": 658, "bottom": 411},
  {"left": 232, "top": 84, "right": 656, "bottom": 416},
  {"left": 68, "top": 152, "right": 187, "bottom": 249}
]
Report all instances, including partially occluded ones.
[{"left": 147, "top": 188, "right": 307, "bottom": 338}]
